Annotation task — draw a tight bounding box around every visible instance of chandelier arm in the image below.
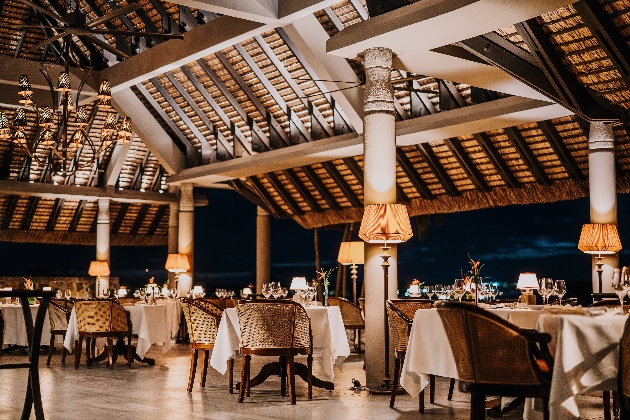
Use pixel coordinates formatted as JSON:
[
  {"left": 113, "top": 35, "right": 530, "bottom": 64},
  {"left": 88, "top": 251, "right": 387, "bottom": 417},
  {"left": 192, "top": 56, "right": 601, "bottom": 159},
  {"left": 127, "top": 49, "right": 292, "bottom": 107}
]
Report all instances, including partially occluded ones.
[
  {"left": 38, "top": 66, "right": 56, "bottom": 111},
  {"left": 75, "top": 67, "right": 93, "bottom": 106}
]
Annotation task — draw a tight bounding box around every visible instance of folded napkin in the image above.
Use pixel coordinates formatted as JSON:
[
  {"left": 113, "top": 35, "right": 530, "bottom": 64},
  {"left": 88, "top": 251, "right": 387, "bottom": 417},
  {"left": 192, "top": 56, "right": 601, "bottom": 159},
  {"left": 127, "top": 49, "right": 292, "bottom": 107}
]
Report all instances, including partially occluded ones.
[{"left": 542, "top": 305, "right": 585, "bottom": 315}]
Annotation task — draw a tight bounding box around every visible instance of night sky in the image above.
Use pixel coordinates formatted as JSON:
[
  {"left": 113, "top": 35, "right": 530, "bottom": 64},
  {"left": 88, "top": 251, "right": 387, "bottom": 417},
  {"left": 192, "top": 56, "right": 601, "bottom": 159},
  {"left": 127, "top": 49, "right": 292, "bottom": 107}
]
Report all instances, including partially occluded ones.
[{"left": 1, "top": 188, "right": 628, "bottom": 303}]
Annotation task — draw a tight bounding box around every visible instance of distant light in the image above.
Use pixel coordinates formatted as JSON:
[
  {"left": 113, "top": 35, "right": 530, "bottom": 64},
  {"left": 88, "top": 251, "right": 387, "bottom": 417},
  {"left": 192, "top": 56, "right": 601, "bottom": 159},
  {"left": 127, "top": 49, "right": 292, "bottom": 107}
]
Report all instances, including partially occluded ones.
[
  {"left": 53, "top": 181, "right": 58, "bottom": 185},
  {"left": 76, "top": 184, "right": 80, "bottom": 187},
  {"left": 158, "top": 189, "right": 164, "bottom": 193},
  {"left": 29, "top": 180, "right": 34, "bottom": 183},
  {"left": 119, "top": 187, "right": 123, "bottom": 191},
  {"left": 140, "top": 188, "right": 145, "bottom": 192}
]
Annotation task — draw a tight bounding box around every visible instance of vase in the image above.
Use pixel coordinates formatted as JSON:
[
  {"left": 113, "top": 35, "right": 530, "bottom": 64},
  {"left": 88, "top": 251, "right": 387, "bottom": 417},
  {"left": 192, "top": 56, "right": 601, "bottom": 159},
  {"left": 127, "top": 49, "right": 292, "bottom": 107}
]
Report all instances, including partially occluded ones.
[{"left": 324, "top": 285, "right": 329, "bottom": 307}]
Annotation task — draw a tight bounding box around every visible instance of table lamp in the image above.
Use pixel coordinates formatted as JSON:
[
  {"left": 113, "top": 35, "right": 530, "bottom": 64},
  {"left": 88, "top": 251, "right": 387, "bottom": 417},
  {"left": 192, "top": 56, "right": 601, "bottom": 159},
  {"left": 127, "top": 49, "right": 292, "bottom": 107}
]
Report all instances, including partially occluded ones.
[
  {"left": 165, "top": 253, "right": 190, "bottom": 295},
  {"left": 290, "top": 277, "right": 308, "bottom": 303},
  {"left": 337, "top": 241, "right": 365, "bottom": 304},
  {"left": 578, "top": 223, "right": 622, "bottom": 293},
  {"left": 516, "top": 272, "right": 538, "bottom": 305},
  {"left": 88, "top": 260, "right": 109, "bottom": 297},
  {"left": 359, "top": 203, "right": 413, "bottom": 395}
]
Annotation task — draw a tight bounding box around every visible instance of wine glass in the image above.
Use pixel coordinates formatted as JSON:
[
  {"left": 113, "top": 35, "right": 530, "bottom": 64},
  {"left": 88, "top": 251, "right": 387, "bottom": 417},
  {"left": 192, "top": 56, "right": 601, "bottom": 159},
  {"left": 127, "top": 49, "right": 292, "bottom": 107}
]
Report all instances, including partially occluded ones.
[
  {"left": 453, "top": 279, "right": 465, "bottom": 302},
  {"left": 434, "top": 284, "right": 443, "bottom": 300},
  {"left": 64, "top": 290, "right": 71, "bottom": 300},
  {"left": 425, "top": 286, "right": 434, "bottom": 300},
  {"left": 55, "top": 289, "right": 63, "bottom": 299},
  {"left": 543, "top": 278, "right": 554, "bottom": 305},
  {"left": 280, "top": 287, "right": 288, "bottom": 298},
  {"left": 271, "top": 282, "right": 281, "bottom": 299},
  {"left": 262, "top": 284, "right": 272, "bottom": 299},
  {"left": 612, "top": 268, "right": 630, "bottom": 313},
  {"left": 139, "top": 288, "right": 147, "bottom": 303},
  {"left": 554, "top": 280, "right": 566, "bottom": 305}
]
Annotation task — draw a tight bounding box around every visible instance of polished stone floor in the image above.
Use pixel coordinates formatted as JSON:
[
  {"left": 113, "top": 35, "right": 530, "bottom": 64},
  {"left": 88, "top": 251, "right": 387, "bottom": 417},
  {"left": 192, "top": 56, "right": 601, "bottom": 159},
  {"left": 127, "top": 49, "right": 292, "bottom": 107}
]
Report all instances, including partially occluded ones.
[{"left": 0, "top": 343, "right": 609, "bottom": 419}]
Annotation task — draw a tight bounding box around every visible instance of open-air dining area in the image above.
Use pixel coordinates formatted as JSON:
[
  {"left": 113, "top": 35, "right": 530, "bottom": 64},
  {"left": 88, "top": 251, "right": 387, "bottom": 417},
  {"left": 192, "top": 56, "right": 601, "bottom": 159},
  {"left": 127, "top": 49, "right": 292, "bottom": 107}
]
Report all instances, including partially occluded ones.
[{"left": 4, "top": 0, "right": 630, "bottom": 419}]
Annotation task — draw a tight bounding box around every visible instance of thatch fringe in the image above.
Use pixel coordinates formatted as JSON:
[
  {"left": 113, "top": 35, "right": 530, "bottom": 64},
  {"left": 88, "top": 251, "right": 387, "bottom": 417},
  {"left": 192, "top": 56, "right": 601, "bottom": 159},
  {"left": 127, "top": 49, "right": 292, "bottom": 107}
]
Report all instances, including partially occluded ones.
[
  {"left": 0, "top": 230, "right": 167, "bottom": 246},
  {"left": 292, "top": 177, "right": 630, "bottom": 229}
]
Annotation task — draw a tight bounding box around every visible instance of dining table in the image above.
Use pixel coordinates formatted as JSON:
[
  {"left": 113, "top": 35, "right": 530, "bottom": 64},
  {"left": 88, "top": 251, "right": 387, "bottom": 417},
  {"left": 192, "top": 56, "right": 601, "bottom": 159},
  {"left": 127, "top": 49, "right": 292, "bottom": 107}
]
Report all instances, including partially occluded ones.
[
  {"left": 209, "top": 305, "right": 350, "bottom": 390},
  {"left": 63, "top": 300, "right": 180, "bottom": 364},
  {"left": 1, "top": 304, "right": 53, "bottom": 348}
]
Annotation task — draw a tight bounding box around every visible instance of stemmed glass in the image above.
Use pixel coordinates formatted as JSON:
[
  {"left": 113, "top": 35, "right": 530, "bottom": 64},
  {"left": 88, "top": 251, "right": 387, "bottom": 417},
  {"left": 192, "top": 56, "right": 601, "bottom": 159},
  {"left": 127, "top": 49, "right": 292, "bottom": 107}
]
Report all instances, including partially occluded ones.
[
  {"left": 434, "top": 284, "right": 443, "bottom": 300},
  {"left": 271, "top": 282, "right": 281, "bottom": 299},
  {"left": 554, "top": 280, "right": 566, "bottom": 305},
  {"left": 139, "top": 288, "right": 147, "bottom": 303},
  {"left": 453, "top": 279, "right": 466, "bottom": 302},
  {"left": 425, "top": 286, "right": 434, "bottom": 300},
  {"left": 538, "top": 278, "right": 553, "bottom": 305},
  {"left": 612, "top": 268, "right": 630, "bottom": 313},
  {"left": 280, "top": 287, "right": 288, "bottom": 298},
  {"left": 262, "top": 284, "right": 272, "bottom": 299},
  {"left": 64, "top": 290, "right": 72, "bottom": 300},
  {"left": 55, "top": 290, "right": 63, "bottom": 299}
]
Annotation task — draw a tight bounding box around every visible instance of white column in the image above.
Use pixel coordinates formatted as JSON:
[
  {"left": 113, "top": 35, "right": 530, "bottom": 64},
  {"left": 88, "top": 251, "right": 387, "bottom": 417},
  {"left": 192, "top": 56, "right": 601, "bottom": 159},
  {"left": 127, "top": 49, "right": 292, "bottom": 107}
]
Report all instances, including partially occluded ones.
[
  {"left": 256, "top": 206, "right": 271, "bottom": 295},
  {"left": 96, "top": 198, "right": 110, "bottom": 296},
  {"left": 168, "top": 202, "right": 179, "bottom": 286},
  {"left": 178, "top": 183, "right": 194, "bottom": 296},
  {"left": 362, "top": 47, "right": 398, "bottom": 388},
  {"left": 588, "top": 121, "right": 618, "bottom": 293}
]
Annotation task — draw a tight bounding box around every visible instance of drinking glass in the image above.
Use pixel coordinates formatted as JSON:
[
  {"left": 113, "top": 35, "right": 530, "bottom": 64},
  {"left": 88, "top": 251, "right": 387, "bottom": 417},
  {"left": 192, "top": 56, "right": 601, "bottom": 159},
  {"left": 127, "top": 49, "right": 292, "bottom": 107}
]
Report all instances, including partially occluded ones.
[
  {"left": 612, "top": 268, "right": 630, "bottom": 313},
  {"left": 139, "top": 289, "right": 146, "bottom": 302},
  {"left": 543, "top": 278, "right": 554, "bottom": 305},
  {"left": 434, "top": 284, "right": 443, "bottom": 300},
  {"left": 262, "top": 284, "right": 272, "bottom": 299},
  {"left": 453, "top": 279, "right": 465, "bottom": 302},
  {"left": 425, "top": 286, "right": 434, "bottom": 300},
  {"left": 280, "top": 287, "right": 288, "bottom": 298},
  {"left": 55, "top": 290, "right": 63, "bottom": 299},
  {"left": 554, "top": 280, "right": 566, "bottom": 305},
  {"left": 64, "top": 290, "right": 71, "bottom": 300},
  {"left": 271, "top": 282, "right": 281, "bottom": 299}
]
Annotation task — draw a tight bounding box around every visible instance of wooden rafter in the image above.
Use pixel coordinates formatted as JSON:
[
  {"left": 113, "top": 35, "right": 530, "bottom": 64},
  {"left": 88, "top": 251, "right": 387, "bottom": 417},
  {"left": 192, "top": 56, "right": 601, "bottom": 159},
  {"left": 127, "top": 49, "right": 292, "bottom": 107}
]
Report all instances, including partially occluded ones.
[
  {"left": 46, "top": 198, "right": 65, "bottom": 231},
  {"left": 503, "top": 127, "right": 552, "bottom": 186},
  {"left": 282, "top": 169, "right": 322, "bottom": 212},
  {"left": 536, "top": 121, "right": 585, "bottom": 181},
  {"left": 131, "top": 204, "right": 150, "bottom": 234},
  {"left": 248, "top": 176, "right": 285, "bottom": 217},
  {"left": 320, "top": 161, "right": 362, "bottom": 208},
  {"left": 395, "top": 148, "right": 434, "bottom": 199},
  {"left": 265, "top": 172, "right": 303, "bottom": 215},
  {"left": 472, "top": 133, "right": 520, "bottom": 189},
  {"left": 22, "top": 196, "right": 40, "bottom": 230},
  {"left": 416, "top": 144, "right": 460, "bottom": 196},
  {"left": 69, "top": 200, "right": 85, "bottom": 232},
  {"left": 443, "top": 138, "right": 491, "bottom": 192},
  {"left": 147, "top": 204, "right": 167, "bottom": 235},
  {"left": 1, "top": 196, "right": 19, "bottom": 230},
  {"left": 301, "top": 166, "right": 342, "bottom": 211},
  {"left": 111, "top": 203, "right": 129, "bottom": 234}
]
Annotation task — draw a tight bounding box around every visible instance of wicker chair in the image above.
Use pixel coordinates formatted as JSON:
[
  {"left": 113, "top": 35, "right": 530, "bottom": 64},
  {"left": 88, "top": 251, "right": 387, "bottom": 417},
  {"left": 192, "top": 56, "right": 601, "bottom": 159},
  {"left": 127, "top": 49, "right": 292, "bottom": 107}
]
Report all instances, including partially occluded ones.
[
  {"left": 116, "top": 297, "right": 140, "bottom": 306},
  {"left": 619, "top": 317, "right": 630, "bottom": 420},
  {"left": 180, "top": 298, "right": 225, "bottom": 393},
  {"left": 0, "top": 308, "right": 3, "bottom": 357},
  {"left": 46, "top": 299, "right": 73, "bottom": 366},
  {"left": 73, "top": 299, "right": 133, "bottom": 370},
  {"left": 236, "top": 300, "right": 313, "bottom": 404},
  {"left": 387, "top": 299, "right": 453, "bottom": 412},
  {"left": 328, "top": 297, "right": 365, "bottom": 352},
  {"left": 437, "top": 302, "right": 553, "bottom": 420}
]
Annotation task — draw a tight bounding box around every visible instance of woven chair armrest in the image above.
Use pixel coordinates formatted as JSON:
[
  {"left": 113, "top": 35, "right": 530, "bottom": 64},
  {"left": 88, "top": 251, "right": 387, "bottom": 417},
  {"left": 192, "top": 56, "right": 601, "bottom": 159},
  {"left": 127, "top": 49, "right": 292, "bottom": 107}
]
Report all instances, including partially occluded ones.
[{"left": 521, "top": 329, "right": 552, "bottom": 343}]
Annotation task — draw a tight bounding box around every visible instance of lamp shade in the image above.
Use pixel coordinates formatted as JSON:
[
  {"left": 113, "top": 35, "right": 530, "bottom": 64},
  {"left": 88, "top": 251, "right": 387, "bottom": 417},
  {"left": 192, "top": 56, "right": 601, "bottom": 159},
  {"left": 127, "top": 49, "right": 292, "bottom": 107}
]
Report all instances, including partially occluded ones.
[
  {"left": 359, "top": 203, "right": 413, "bottom": 243},
  {"left": 578, "top": 223, "right": 622, "bottom": 254},
  {"left": 88, "top": 260, "right": 110, "bottom": 277},
  {"left": 290, "top": 277, "right": 308, "bottom": 290},
  {"left": 516, "top": 272, "right": 538, "bottom": 290},
  {"left": 165, "top": 254, "right": 190, "bottom": 273},
  {"left": 337, "top": 241, "right": 365, "bottom": 265}
]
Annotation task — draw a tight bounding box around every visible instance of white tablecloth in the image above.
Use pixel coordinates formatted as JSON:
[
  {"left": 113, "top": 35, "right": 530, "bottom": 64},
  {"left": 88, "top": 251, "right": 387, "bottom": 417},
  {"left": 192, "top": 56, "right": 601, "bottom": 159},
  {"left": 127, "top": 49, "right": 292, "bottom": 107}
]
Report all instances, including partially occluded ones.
[
  {"left": 536, "top": 313, "right": 627, "bottom": 420},
  {"left": 400, "top": 308, "right": 544, "bottom": 397},
  {"left": 0, "top": 304, "right": 52, "bottom": 346},
  {"left": 210, "top": 306, "right": 350, "bottom": 380},
  {"left": 64, "top": 303, "right": 174, "bottom": 359}
]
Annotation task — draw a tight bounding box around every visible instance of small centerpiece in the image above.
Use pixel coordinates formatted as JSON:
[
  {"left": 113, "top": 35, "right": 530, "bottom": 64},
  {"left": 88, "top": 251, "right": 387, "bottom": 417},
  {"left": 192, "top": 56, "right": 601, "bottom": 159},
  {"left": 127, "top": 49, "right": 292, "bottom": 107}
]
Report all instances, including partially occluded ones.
[
  {"left": 315, "top": 268, "right": 335, "bottom": 307},
  {"left": 463, "top": 254, "right": 484, "bottom": 305},
  {"left": 19, "top": 277, "right": 36, "bottom": 305},
  {"left": 408, "top": 278, "right": 423, "bottom": 297}
]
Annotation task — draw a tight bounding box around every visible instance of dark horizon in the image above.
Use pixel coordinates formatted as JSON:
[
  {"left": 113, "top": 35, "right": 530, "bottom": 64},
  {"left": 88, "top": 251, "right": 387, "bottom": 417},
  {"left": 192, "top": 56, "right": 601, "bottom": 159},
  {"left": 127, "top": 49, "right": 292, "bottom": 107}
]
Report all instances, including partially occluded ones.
[{"left": 0, "top": 188, "right": 627, "bottom": 304}]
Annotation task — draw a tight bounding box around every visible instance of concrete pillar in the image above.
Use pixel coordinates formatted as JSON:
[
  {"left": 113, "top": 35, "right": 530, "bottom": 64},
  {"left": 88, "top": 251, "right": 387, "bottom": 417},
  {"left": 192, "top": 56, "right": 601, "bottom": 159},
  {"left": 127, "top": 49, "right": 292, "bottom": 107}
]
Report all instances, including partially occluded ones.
[
  {"left": 168, "top": 202, "right": 179, "bottom": 286},
  {"left": 361, "top": 47, "right": 398, "bottom": 388},
  {"left": 256, "top": 206, "right": 271, "bottom": 294},
  {"left": 178, "top": 183, "right": 194, "bottom": 296},
  {"left": 96, "top": 198, "right": 110, "bottom": 296},
  {"left": 588, "top": 121, "right": 618, "bottom": 293}
]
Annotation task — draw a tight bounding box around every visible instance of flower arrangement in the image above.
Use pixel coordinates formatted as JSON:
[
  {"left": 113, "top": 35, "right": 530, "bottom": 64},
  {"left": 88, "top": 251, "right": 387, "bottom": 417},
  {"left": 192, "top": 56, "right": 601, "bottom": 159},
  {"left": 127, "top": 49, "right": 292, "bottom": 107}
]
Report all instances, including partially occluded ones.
[
  {"left": 409, "top": 278, "right": 423, "bottom": 297},
  {"left": 315, "top": 268, "right": 335, "bottom": 306},
  {"left": 20, "top": 277, "right": 33, "bottom": 290},
  {"left": 463, "top": 254, "right": 484, "bottom": 304}
]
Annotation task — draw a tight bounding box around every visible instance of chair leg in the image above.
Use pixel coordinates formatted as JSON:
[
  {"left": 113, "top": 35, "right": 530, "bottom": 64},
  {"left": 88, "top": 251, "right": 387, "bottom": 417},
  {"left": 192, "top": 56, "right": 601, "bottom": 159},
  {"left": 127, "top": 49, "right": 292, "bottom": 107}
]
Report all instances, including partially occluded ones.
[
  {"left": 390, "top": 356, "right": 401, "bottom": 408},
  {"left": 614, "top": 391, "right": 620, "bottom": 419},
  {"left": 127, "top": 333, "right": 133, "bottom": 367},
  {"left": 61, "top": 333, "right": 67, "bottom": 364},
  {"left": 419, "top": 389, "right": 425, "bottom": 414},
  {"left": 200, "top": 349, "right": 209, "bottom": 387},
  {"left": 429, "top": 375, "right": 435, "bottom": 404},
  {"left": 357, "top": 329, "right": 362, "bottom": 353},
  {"left": 238, "top": 355, "right": 249, "bottom": 403},
  {"left": 46, "top": 333, "right": 55, "bottom": 366},
  {"left": 448, "top": 378, "right": 455, "bottom": 400},
  {"left": 280, "top": 356, "right": 287, "bottom": 397},
  {"left": 470, "top": 393, "right": 486, "bottom": 420},
  {"left": 604, "top": 391, "right": 612, "bottom": 420},
  {"left": 287, "top": 356, "right": 296, "bottom": 405},
  {"left": 75, "top": 338, "right": 82, "bottom": 370},
  {"left": 307, "top": 353, "right": 313, "bottom": 400},
  {"left": 107, "top": 337, "right": 114, "bottom": 370},
  {"left": 85, "top": 337, "right": 91, "bottom": 367},
  {"left": 542, "top": 396, "right": 550, "bottom": 420},
  {"left": 187, "top": 349, "right": 198, "bottom": 393},
  {"left": 228, "top": 358, "right": 234, "bottom": 394}
]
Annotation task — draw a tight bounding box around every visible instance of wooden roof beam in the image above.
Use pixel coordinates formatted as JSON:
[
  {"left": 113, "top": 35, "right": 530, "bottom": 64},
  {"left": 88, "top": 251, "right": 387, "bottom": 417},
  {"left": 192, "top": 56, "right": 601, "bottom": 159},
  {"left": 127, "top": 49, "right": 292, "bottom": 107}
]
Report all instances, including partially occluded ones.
[
  {"left": 131, "top": 204, "right": 150, "bottom": 234},
  {"left": 320, "top": 161, "right": 362, "bottom": 208},
  {"left": 536, "top": 120, "right": 586, "bottom": 181},
  {"left": 443, "top": 137, "right": 491, "bottom": 192},
  {"left": 68, "top": 200, "right": 85, "bottom": 232},
  {"left": 395, "top": 148, "right": 434, "bottom": 199},
  {"left": 229, "top": 179, "right": 275, "bottom": 215},
  {"left": 300, "top": 166, "right": 342, "bottom": 211},
  {"left": 22, "top": 196, "right": 41, "bottom": 230},
  {"left": 472, "top": 133, "right": 520, "bottom": 189},
  {"left": 1, "top": 196, "right": 18, "bottom": 230},
  {"left": 111, "top": 203, "right": 129, "bottom": 234},
  {"left": 415, "top": 144, "right": 460, "bottom": 196},
  {"left": 282, "top": 169, "right": 322, "bottom": 212},
  {"left": 503, "top": 127, "right": 551, "bottom": 186},
  {"left": 46, "top": 198, "right": 65, "bottom": 231},
  {"left": 265, "top": 172, "right": 303, "bottom": 215},
  {"left": 147, "top": 204, "right": 167, "bottom": 235},
  {"left": 248, "top": 176, "right": 286, "bottom": 217}
]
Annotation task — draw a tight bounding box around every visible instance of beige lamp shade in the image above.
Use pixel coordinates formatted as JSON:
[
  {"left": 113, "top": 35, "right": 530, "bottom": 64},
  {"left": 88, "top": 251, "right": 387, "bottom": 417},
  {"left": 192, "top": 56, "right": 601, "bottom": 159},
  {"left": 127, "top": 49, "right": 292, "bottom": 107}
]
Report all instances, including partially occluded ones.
[
  {"left": 337, "top": 241, "right": 365, "bottom": 265},
  {"left": 516, "top": 272, "right": 538, "bottom": 290},
  {"left": 165, "top": 254, "right": 190, "bottom": 272},
  {"left": 88, "top": 261, "right": 110, "bottom": 277},
  {"left": 359, "top": 203, "right": 413, "bottom": 243},
  {"left": 578, "top": 223, "right": 622, "bottom": 254},
  {"left": 290, "top": 277, "right": 308, "bottom": 290}
]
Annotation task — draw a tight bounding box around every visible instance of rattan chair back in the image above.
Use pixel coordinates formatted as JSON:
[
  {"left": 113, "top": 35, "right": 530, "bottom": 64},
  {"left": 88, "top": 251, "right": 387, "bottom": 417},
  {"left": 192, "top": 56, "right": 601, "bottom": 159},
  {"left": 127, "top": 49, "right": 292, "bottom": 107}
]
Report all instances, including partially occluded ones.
[
  {"left": 181, "top": 298, "right": 223, "bottom": 344},
  {"left": 236, "top": 300, "right": 312, "bottom": 350},
  {"left": 328, "top": 297, "right": 364, "bottom": 329},
  {"left": 48, "top": 299, "right": 73, "bottom": 331},
  {"left": 358, "top": 298, "right": 365, "bottom": 319},
  {"left": 620, "top": 317, "right": 630, "bottom": 402},
  {"left": 386, "top": 300, "right": 433, "bottom": 353},
  {"left": 437, "top": 302, "right": 549, "bottom": 386},
  {"left": 117, "top": 297, "right": 140, "bottom": 306},
  {"left": 74, "top": 299, "right": 130, "bottom": 334}
]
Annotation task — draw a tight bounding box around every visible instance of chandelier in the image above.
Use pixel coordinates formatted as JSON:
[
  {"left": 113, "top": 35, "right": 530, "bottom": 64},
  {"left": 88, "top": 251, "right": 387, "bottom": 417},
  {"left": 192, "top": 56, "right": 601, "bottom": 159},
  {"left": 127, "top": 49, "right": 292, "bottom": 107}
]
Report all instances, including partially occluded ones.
[{"left": 0, "top": 39, "right": 132, "bottom": 183}]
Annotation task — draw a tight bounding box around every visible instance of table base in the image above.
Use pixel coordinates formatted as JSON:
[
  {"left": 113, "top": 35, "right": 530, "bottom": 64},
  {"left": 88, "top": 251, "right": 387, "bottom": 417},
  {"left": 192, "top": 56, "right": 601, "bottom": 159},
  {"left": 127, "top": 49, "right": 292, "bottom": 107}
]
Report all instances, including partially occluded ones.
[
  {"left": 85, "top": 338, "right": 155, "bottom": 367},
  {"left": 236, "top": 357, "right": 334, "bottom": 392}
]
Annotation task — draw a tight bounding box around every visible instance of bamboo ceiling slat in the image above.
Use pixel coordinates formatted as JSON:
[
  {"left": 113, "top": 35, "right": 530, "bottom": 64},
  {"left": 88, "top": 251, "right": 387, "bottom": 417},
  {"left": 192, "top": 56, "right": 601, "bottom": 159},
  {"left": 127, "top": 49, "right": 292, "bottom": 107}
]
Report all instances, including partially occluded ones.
[
  {"left": 29, "top": 198, "right": 54, "bottom": 230},
  {"left": 53, "top": 200, "right": 80, "bottom": 231}
]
